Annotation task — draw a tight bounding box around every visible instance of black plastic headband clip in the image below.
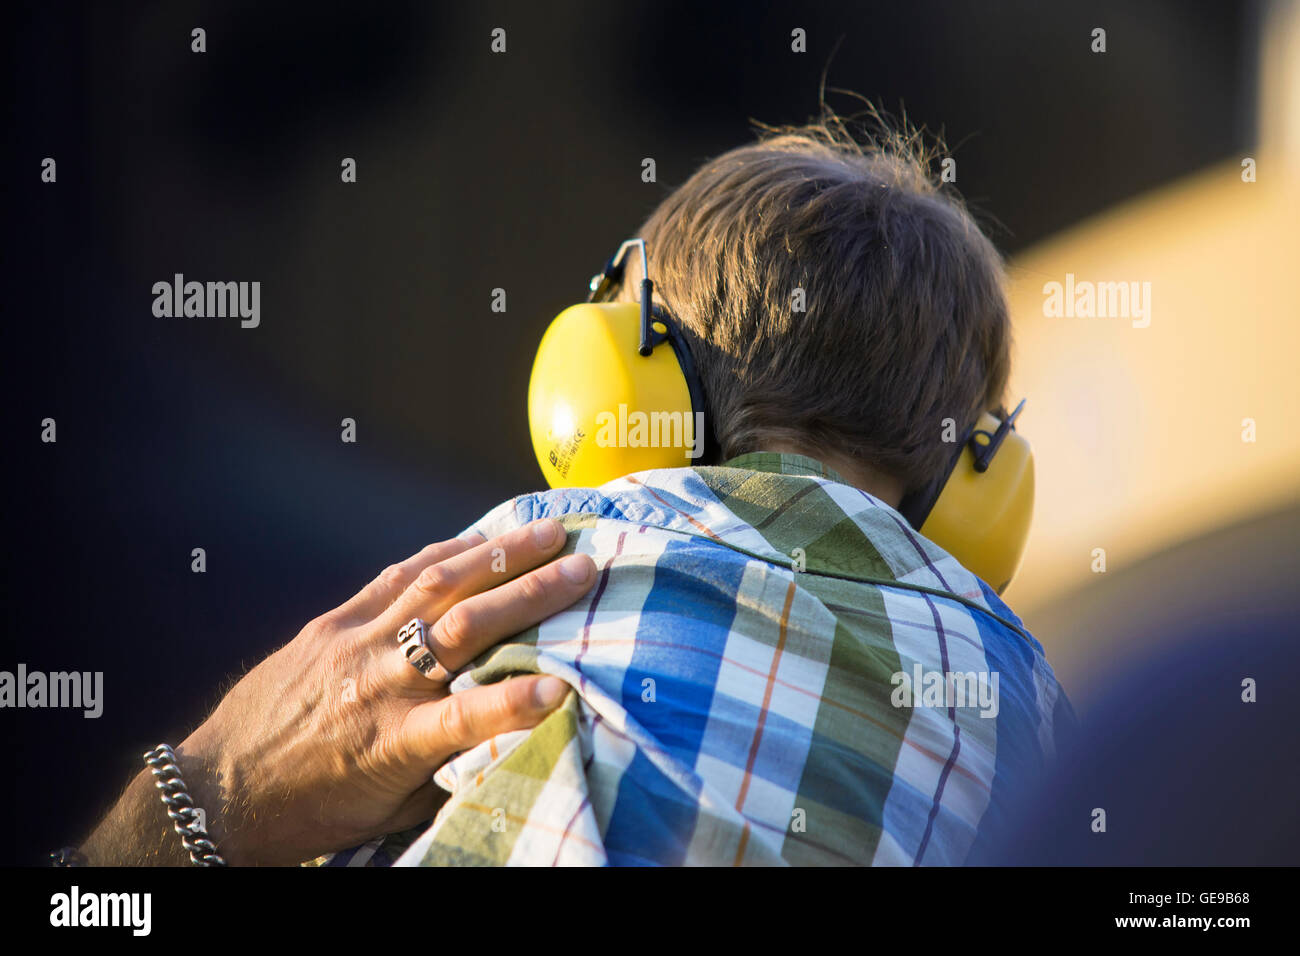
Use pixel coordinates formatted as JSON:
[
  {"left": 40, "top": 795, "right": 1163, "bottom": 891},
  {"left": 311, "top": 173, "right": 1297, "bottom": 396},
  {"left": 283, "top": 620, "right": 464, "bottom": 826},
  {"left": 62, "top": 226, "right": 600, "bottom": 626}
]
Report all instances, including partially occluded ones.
[{"left": 970, "top": 398, "right": 1026, "bottom": 473}]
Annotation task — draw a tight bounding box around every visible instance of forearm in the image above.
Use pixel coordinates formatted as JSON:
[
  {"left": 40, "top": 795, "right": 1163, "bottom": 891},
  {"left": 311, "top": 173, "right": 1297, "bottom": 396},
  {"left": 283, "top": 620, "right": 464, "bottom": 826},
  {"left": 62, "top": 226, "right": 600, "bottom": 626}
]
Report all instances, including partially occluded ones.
[{"left": 78, "top": 739, "right": 246, "bottom": 867}]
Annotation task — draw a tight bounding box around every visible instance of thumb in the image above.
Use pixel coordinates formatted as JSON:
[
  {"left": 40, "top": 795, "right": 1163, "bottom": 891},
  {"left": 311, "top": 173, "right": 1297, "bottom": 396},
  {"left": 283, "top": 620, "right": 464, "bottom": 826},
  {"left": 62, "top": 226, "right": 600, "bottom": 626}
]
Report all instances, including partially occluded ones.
[{"left": 400, "top": 675, "right": 570, "bottom": 766}]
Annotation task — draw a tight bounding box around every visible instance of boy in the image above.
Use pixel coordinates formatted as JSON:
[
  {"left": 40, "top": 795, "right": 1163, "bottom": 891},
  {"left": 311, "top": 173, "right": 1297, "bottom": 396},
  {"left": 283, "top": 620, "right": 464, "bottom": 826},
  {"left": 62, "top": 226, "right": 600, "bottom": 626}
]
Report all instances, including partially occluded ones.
[{"left": 335, "top": 114, "right": 1073, "bottom": 866}]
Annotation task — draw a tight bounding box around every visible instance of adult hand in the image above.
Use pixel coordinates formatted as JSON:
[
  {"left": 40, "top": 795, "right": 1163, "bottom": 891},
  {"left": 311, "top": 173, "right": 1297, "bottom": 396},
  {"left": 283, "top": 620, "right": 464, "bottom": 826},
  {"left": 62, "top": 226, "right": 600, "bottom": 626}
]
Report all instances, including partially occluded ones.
[{"left": 80, "top": 518, "right": 594, "bottom": 866}]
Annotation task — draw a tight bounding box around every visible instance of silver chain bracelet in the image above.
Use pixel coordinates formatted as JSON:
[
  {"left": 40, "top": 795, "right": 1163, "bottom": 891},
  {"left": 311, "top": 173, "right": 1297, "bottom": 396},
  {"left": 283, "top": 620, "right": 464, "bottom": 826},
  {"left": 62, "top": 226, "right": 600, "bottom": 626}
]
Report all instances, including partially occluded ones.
[{"left": 143, "top": 743, "right": 227, "bottom": 866}]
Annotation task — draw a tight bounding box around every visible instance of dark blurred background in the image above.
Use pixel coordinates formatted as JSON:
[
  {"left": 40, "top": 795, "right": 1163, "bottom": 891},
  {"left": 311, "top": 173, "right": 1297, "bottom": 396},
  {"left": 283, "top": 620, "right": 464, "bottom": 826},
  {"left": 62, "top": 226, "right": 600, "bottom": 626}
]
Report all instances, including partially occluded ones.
[{"left": 3, "top": 0, "right": 1279, "bottom": 866}]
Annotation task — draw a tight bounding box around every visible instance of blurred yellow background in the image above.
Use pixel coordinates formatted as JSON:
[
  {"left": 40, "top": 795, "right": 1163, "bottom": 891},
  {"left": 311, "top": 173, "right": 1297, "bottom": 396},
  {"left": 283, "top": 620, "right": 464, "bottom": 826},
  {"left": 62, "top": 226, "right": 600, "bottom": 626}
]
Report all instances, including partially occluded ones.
[{"left": 1003, "top": 0, "right": 1299, "bottom": 699}]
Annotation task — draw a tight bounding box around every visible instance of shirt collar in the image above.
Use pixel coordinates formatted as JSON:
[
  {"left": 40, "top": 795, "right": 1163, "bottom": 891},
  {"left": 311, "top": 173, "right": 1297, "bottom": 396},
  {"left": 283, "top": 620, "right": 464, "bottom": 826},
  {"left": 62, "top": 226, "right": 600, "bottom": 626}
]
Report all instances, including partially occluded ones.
[{"left": 720, "top": 451, "right": 848, "bottom": 484}]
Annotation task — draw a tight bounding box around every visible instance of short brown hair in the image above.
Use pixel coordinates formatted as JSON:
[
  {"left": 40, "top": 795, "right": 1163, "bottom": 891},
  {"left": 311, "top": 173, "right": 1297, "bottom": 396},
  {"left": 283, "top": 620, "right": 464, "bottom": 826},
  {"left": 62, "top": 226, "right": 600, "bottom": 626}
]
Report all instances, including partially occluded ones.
[{"left": 633, "top": 110, "right": 1011, "bottom": 491}]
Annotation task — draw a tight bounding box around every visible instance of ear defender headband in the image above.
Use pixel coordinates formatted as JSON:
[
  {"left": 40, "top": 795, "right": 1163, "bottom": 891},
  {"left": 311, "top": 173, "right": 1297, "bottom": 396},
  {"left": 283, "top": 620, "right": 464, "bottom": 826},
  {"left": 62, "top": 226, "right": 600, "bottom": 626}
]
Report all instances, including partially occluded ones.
[{"left": 527, "top": 238, "right": 1034, "bottom": 593}]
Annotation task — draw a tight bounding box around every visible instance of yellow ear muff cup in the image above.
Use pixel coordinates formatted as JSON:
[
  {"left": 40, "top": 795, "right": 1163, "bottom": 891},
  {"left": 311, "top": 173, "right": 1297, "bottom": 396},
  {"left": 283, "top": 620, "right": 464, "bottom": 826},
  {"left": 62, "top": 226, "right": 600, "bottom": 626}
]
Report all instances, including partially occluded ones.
[
  {"left": 919, "top": 412, "right": 1035, "bottom": 594},
  {"left": 527, "top": 302, "right": 697, "bottom": 489}
]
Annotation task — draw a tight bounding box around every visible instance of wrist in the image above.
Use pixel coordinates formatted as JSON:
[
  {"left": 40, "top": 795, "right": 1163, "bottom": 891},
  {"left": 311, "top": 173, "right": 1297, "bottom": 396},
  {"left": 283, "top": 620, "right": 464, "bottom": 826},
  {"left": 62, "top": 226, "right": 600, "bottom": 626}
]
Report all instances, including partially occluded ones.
[
  {"left": 75, "top": 729, "right": 250, "bottom": 867},
  {"left": 79, "top": 766, "right": 192, "bottom": 866},
  {"left": 175, "top": 727, "right": 249, "bottom": 866}
]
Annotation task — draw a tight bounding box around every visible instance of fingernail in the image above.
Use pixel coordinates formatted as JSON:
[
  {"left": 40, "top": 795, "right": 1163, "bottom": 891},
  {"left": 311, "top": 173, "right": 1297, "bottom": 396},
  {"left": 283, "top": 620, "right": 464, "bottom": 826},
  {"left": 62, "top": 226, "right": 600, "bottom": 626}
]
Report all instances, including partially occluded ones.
[
  {"left": 559, "top": 553, "right": 591, "bottom": 583},
  {"left": 534, "top": 677, "right": 568, "bottom": 708},
  {"left": 532, "top": 519, "right": 559, "bottom": 547},
  {"left": 459, "top": 532, "right": 486, "bottom": 546}
]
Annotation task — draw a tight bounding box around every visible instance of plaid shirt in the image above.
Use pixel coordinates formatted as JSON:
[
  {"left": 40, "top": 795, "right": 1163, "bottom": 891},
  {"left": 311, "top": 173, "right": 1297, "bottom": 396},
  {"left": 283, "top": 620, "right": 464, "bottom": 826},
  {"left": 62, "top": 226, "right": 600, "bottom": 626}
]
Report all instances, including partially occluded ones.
[{"left": 321, "top": 452, "right": 1073, "bottom": 867}]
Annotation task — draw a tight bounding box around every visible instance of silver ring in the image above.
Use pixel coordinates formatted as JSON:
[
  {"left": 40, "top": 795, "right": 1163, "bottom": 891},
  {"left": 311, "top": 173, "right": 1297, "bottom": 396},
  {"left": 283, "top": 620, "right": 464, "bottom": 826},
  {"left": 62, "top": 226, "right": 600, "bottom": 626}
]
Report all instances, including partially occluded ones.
[{"left": 397, "top": 617, "right": 450, "bottom": 681}]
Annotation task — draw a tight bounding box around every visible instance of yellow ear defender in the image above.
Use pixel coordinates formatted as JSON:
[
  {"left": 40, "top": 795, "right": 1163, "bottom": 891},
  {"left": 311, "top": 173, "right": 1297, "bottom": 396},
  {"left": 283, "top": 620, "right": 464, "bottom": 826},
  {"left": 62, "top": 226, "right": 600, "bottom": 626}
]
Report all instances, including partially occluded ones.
[
  {"left": 527, "top": 238, "right": 1034, "bottom": 593},
  {"left": 527, "top": 239, "right": 713, "bottom": 488},
  {"left": 896, "top": 401, "right": 1034, "bottom": 594}
]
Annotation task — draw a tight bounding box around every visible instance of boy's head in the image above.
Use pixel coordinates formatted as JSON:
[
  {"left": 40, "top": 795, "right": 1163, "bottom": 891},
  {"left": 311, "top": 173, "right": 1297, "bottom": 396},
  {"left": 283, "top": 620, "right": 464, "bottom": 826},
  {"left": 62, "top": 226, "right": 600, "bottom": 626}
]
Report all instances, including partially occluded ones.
[{"left": 616, "top": 114, "right": 1011, "bottom": 497}]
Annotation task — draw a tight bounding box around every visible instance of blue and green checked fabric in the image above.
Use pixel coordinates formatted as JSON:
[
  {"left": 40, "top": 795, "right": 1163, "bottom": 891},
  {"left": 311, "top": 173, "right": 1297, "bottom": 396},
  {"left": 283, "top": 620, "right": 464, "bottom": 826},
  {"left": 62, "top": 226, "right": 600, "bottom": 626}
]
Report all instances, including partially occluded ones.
[{"left": 322, "top": 452, "right": 1074, "bottom": 866}]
